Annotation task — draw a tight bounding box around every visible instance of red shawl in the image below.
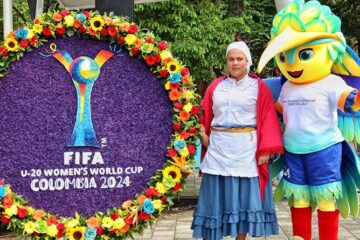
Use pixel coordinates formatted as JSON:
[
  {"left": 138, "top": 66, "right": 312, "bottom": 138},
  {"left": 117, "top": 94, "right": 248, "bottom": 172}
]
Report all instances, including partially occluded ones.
[{"left": 200, "top": 73, "right": 284, "bottom": 200}]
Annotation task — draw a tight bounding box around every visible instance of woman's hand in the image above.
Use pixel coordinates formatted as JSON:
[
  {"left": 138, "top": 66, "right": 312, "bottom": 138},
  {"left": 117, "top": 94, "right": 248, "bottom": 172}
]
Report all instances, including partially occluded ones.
[
  {"left": 258, "top": 153, "right": 270, "bottom": 165},
  {"left": 199, "top": 124, "right": 209, "bottom": 148}
]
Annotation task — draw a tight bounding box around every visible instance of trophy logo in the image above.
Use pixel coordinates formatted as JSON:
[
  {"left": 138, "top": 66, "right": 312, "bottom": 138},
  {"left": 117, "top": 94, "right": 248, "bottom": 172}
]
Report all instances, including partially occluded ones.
[{"left": 53, "top": 48, "right": 114, "bottom": 147}]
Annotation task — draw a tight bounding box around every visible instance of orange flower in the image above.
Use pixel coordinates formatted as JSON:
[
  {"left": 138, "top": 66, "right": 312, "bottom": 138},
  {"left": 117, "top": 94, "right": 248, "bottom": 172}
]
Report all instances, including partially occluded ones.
[
  {"left": 86, "top": 216, "right": 99, "bottom": 227},
  {"left": 104, "top": 16, "right": 113, "bottom": 26},
  {"left": 2, "top": 194, "right": 13, "bottom": 208},
  {"left": 53, "top": 13, "right": 63, "bottom": 22},
  {"left": 181, "top": 76, "right": 189, "bottom": 85},
  {"left": 162, "top": 58, "right": 174, "bottom": 65},
  {"left": 169, "top": 90, "right": 181, "bottom": 101},
  {"left": 136, "top": 195, "right": 146, "bottom": 205},
  {"left": 120, "top": 224, "right": 130, "bottom": 233},
  {"left": 121, "top": 200, "right": 133, "bottom": 210},
  {"left": 87, "top": 27, "right": 97, "bottom": 36},
  {"left": 74, "top": 20, "right": 82, "bottom": 29},
  {"left": 179, "top": 111, "right": 190, "bottom": 121},
  {"left": 119, "top": 22, "right": 130, "bottom": 31},
  {"left": 33, "top": 209, "right": 45, "bottom": 221},
  {"left": 134, "top": 38, "right": 142, "bottom": 48}
]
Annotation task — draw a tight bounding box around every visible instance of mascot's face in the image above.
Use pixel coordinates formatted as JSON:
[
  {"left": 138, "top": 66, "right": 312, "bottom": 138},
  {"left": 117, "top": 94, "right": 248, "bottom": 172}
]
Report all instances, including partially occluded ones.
[{"left": 276, "top": 43, "right": 333, "bottom": 84}]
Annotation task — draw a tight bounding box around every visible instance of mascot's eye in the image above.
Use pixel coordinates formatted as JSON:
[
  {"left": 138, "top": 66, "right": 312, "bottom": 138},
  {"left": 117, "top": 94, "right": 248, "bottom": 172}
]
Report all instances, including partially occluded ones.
[
  {"left": 278, "top": 53, "right": 286, "bottom": 63},
  {"left": 299, "top": 49, "right": 314, "bottom": 61}
]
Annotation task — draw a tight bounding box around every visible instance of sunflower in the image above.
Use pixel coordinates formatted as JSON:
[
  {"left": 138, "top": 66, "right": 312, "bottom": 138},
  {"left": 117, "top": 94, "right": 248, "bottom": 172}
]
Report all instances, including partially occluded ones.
[
  {"left": 67, "top": 227, "right": 85, "bottom": 240},
  {"left": 90, "top": 16, "right": 105, "bottom": 32},
  {"left": 166, "top": 60, "right": 181, "bottom": 74},
  {"left": 4, "top": 37, "right": 19, "bottom": 51},
  {"left": 162, "top": 166, "right": 182, "bottom": 183}
]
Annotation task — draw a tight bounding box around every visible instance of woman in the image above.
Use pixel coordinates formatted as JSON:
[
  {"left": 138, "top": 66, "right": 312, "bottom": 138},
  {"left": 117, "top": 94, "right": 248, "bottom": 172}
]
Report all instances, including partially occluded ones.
[{"left": 191, "top": 39, "right": 283, "bottom": 240}]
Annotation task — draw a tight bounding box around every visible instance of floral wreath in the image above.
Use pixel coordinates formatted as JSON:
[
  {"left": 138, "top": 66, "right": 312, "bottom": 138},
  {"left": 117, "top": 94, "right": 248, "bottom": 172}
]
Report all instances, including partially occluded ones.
[{"left": 0, "top": 9, "right": 200, "bottom": 240}]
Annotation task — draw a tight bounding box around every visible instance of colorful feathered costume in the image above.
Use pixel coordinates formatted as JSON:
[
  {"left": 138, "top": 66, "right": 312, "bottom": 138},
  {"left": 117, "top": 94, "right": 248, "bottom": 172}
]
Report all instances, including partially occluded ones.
[{"left": 257, "top": 0, "right": 360, "bottom": 239}]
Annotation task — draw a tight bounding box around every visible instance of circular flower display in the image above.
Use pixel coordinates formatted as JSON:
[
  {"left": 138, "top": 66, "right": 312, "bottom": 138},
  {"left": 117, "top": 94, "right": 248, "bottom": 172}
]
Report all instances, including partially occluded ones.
[{"left": 0, "top": 9, "right": 200, "bottom": 239}]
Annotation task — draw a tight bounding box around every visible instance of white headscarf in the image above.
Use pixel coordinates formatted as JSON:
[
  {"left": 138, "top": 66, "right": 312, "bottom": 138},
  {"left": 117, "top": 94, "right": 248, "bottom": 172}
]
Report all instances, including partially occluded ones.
[{"left": 226, "top": 41, "right": 252, "bottom": 72}]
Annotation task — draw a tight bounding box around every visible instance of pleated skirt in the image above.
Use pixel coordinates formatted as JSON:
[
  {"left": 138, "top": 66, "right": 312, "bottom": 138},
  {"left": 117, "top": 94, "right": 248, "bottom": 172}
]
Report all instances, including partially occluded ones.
[{"left": 191, "top": 173, "right": 278, "bottom": 240}]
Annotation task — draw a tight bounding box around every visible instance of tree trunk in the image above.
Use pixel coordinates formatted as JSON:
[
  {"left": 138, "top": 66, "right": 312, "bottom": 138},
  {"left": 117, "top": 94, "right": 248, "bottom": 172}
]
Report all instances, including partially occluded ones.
[{"left": 227, "top": 0, "right": 245, "bottom": 17}]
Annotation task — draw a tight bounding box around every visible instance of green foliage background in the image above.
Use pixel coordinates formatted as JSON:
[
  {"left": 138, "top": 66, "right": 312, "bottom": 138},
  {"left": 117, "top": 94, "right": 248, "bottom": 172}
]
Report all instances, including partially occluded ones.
[{"left": 0, "top": 0, "right": 359, "bottom": 87}]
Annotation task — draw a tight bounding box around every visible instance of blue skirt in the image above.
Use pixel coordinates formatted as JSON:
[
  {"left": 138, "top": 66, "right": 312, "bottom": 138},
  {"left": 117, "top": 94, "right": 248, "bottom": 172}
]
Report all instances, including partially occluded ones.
[{"left": 191, "top": 173, "right": 278, "bottom": 240}]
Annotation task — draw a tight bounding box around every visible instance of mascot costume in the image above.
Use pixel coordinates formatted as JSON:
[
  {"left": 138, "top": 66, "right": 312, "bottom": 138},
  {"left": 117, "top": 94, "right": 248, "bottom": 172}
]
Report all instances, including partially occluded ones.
[{"left": 257, "top": 0, "right": 360, "bottom": 239}]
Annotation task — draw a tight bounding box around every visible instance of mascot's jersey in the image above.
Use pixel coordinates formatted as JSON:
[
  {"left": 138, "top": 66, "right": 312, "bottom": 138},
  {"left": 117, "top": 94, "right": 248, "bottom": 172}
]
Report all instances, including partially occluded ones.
[{"left": 278, "top": 74, "right": 354, "bottom": 154}]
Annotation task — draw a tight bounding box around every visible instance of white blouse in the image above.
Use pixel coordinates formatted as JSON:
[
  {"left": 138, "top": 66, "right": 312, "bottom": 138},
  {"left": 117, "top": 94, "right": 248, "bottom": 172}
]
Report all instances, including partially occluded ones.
[{"left": 200, "top": 75, "right": 259, "bottom": 177}]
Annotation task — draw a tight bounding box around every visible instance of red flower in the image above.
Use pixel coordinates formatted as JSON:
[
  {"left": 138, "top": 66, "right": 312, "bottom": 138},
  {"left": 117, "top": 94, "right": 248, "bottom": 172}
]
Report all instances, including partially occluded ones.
[
  {"left": 172, "top": 123, "right": 181, "bottom": 131},
  {"left": 107, "top": 26, "right": 117, "bottom": 37},
  {"left": 131, "top": 47, "right": 139, "bottom": 55},
  {"left": 172, "top": 182, "right": 181, "bottom": 192},
  {"left": 82, "top": 11, "right": 91, "bottom": 19},
  {"left": 57, "top": 223, "right": 64, "bottom": 231},
  {"left": 1, "top": 215, "right": 10, "bottom": 224},
  {"left": 139, "top": 211, "right": 150, "bottom": 221},
  {"left": 125, "top": 214, "right": 134, "bottom": 225},
  {"left": 180, "top": 130, "right": 189, "bottom": 140},
  {"left": 170, "top": 83, "right": 179, "bottom": 91},
  {"left": 174, "top": 102, "right": 183, "bottom": 110},
  {"left": 145, "top": 187, "right": 159, "bottom": 197},
  {"left": 128, "top": 24, "right": 138, "bottom": 34},
  {"left": 145, "top": 56, "right": 156, "bottom": 66},
  {"left": 159, "top": 69, "right": 168, "bottom": 78},
  {"left": 191, "top": 106, "right": 199, "bottom": 115},
  {"left": 108, "top": 230, "right": 116, "bottom": 235},
  {"left": 158, "top": 41, "right": 167, "bottom": 50},
  {"left": 19, "top": 40, "right": 29, "bottom": 48},
  {"left": 100, "top": 28, "right": 108, "bottom": 37},
  {"left": 60, "top": 9, "right": 69, "bottom": 17},
  {"left": 79, "top": 25, "right": 87, "bottom": 33},
  {"left": 0, "top": 180, "right": 4, "bottom": 185},
  {"left": 181, "top": 67, "right": 190, "bottom": 76},
  {"left": 29, "top": 36, "right": 37, "bottom": 46},
  {"left": 154, "top": 54, "right": 161, "bottom": 63},
  {"left": 17, "top": 207, "right": 27, "bottom": 219},
  {"left": 96, "top": 226, "right": 104, "bottom": 235},
  {"left": 55, "top": 27, "right": 66, "bottom": 35},
  {"left": 74, "top": 20, "right": 82, "bottom": 29},
  {"left": 42, "top": 28, "right": 52, "bottom": 37},
  {"left": 188, "top": 144, "right": 196, "bottom": 155},
  {"left": 160, "top": 196, "right": 167, "bottom": 204},
  {"left": 0, "top": 47, "right": 8, "bottom": 57},
  {"left": 56, "top": 230, "right": 64, "bottom": 238},
  {"left": 145, "top": 38, "right": 153, "bottom": 44},
  {"left": 110, "top": 213, "right": 119, "bottom": 220},
  {"left": 168, "top": 149, "right": 177, "bottom": 157},
  {"left": 189, "top": 128, "right": 197, "bottom": 135},
  {"left": 117, "top": 36, "right": 124, "bottom": 44},
  {"left": 47, "top": 216, "right": 58, "bottom": 225}
]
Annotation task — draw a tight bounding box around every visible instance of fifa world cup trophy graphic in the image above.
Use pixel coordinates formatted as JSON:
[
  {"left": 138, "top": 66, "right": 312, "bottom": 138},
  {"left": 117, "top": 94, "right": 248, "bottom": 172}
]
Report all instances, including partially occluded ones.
[{"left": 53, "top": 49, "right": 114, "bottom": 147}]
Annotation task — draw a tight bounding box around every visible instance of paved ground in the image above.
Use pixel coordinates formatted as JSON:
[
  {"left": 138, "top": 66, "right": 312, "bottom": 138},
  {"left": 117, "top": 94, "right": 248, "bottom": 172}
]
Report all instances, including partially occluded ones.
[{"left": 1, "top": 170, "right": 360, "bottom": 239}]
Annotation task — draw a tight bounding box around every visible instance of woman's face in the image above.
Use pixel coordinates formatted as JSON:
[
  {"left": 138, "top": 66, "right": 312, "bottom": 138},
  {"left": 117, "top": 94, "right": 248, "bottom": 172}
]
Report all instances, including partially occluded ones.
[{"left": 226, "top": 49, "right": 248, "bottom": 80}]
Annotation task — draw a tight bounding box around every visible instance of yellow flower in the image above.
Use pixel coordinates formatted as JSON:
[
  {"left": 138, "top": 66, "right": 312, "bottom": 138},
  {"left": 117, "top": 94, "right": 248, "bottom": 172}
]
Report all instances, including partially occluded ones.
[
  {"left": 90, "top": 16, "right": 105, "bottom": 31},
  {"left": 180, "top": 146, "right": 189, "bottom": 158},
  {"left": 68, "top": 226, "right": 85, "bottom": 240},
  {"left": 26, "top": 30, "right": 34, "bottom": 39},
  {"left": 64, "top": 15, "right": 75, "bottom": 27},
  {"left": 160, "top": 50, "right": 172, "bottom": 61},
  {"left": 24, "top": 221, "right": 36, "bottom": 234},
  {"left": 101, "top": 217, "right": 114, "bottom": 229},
  {"left": 32, "top": 24, "right": 43, "bottom": 34},
  {"left": 166, "top": 60, "right": 181, "bottom": 73},
  {"left": 5, "top": 204, "right": 18, "bottom": 216},
  {"left": 182, "top": 90, "right": 195, "bottom": 101},
  {"left": 113, "top": 218, "right": 125, "bottom": 230},
  {"left": 162, "top": 166, "right": 182, "bottom": 183},
  {"left": 183, "top": 103, "right": 193, "bottom": 112},
  {"left": 155, "top": 182, "right": 167, "bottom": 194},
  {"left": 4, "top": 37, "right": 19, "bottom": 51},
  {"left": 125, "top": 34, "right": 137, "bottom": 45},
  {"left": 152, "top": 200, "right": 163, "bottom": 210},
  {"left": 46, "top": 224, "right": 58, "bottom": 237},
  {"left": 27, "top": 207, "right": 35, "bottom": 215},
  {"left": 66, "top": 219, "right": 79, "bottom": 229},
  {"left": 165, "top": 81, "right": 170, "bottom": 90}
]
